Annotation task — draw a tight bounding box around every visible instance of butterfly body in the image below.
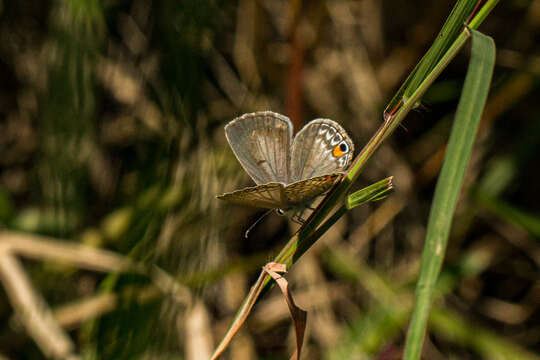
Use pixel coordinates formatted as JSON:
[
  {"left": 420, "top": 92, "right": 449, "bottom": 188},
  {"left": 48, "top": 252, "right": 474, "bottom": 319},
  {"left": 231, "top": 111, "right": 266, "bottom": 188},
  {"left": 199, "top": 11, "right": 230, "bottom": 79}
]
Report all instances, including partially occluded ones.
[{"left": 217, "top": 111, "right": 354, "bottom": 216}]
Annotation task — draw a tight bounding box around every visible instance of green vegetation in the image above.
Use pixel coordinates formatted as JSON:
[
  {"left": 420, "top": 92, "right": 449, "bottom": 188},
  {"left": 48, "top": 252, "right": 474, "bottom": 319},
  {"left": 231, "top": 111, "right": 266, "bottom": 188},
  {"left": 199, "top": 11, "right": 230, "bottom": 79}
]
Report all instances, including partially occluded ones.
[{"left": 0, "top": 1, "right": 538, "bottom": 359}]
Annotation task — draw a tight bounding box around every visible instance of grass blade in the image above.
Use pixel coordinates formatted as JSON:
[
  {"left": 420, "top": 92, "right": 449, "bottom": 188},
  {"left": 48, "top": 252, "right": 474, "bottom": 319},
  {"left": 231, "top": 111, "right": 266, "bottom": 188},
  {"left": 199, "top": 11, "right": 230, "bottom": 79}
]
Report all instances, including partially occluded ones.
[
  {"left": 346, "top": 177, "right": 394, "bottom": 209},
  {"left": 403, "top": 29, "right": 496, "bottom": 360},
  {"left": 474, "top": 188, "right": 540, "bottom": 238}
]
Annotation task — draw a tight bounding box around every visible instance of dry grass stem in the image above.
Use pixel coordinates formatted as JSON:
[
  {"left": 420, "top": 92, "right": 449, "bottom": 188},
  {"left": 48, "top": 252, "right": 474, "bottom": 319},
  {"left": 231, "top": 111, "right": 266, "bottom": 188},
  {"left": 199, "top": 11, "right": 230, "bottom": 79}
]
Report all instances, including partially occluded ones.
[
  {"left": 0, "top": 248, "right": 78, "bottom": 360},
  {"left": 0, "top": 231, "right": 133, "bottom": 273}
]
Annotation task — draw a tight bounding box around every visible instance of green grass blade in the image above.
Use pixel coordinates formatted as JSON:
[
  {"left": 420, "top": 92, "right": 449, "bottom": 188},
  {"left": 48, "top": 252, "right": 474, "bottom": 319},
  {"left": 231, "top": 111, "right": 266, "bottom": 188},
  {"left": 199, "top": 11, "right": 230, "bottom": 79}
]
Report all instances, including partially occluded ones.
[
  {"left": 403, "top": 29, "right": 496, "bottom": 360},
  {"left": 474, "top": 188, "right": 540, "bottom": 238},
  {"left": 346, "top": 177, "right": 394, "bottom": 210}
]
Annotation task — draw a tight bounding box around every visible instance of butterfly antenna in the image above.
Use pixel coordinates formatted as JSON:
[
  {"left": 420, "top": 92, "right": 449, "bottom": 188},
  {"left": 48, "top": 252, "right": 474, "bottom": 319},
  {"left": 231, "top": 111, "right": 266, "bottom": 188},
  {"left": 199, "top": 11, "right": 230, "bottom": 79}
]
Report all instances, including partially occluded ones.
[{"left": 245, "top": 209, "right": 274, "bottom": 238}]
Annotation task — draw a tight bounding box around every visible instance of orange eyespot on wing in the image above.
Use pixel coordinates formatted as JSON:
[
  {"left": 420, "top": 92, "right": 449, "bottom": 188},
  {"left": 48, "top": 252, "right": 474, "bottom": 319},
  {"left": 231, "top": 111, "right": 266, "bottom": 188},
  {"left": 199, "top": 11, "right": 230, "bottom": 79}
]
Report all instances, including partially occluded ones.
[
  {"left": 323, "top": 174, "right": 340, "bottom": 183},
  {"left": 332, "top": 142, "right": 349, "bottom": 158}
]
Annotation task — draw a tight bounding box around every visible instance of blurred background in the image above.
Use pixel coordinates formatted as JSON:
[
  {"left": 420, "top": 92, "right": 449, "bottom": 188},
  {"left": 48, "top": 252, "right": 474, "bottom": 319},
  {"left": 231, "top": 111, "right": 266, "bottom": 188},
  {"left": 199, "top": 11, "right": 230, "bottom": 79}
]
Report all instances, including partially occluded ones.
[{"left": 0, "top": 0, "right": 538, "bottom": 359}]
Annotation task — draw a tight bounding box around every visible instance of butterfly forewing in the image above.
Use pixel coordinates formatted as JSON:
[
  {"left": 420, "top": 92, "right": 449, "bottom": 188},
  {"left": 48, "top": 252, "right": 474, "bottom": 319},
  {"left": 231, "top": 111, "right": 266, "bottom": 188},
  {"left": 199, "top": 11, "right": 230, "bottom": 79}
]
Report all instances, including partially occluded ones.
[
  {"left": 289, "top": 119, "right": 354, "bottom": 183},
  {"left": 218, "top": 112, "right": 354, "bottom": 212},
  {"left": 283, "top": 173, "right": 341, "bottom": 205},
  {"left": 225, "top": 111, "right": 292, "bottom": 185},
  {"left": 216, "top": 182, "right": 286, "bottom": 209}
]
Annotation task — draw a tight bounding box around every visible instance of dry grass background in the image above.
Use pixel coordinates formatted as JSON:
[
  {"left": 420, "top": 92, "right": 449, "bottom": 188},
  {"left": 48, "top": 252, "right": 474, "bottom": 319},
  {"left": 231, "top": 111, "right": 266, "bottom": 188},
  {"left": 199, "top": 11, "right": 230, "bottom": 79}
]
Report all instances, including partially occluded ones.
[{"left": 0, "top": 0, "right": 538, "bottom": 359}]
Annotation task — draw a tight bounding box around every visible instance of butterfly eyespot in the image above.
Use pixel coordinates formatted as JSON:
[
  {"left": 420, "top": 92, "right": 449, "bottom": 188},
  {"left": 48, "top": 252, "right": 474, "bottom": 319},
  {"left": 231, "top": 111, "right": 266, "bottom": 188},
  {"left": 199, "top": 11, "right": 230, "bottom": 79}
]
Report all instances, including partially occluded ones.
[{"left": 332, "top": 141, "right": 349, "bottom": 157}]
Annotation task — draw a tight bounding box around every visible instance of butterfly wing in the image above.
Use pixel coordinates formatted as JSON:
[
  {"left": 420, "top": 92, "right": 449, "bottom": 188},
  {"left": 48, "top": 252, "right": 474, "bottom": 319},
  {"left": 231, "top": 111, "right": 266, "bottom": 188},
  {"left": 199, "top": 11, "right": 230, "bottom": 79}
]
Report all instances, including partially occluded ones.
[
  {"left": 225, "top": 111, "right": 293, "bottom": 185},
  {"left": 217, "top": 183, "right": 286, "bottom": 209},
  {"left": 289, "top": 119, "right": 354, "bottom": 182},
  {"left": 284, "top": 173, "right": 341, "bottom": 205}
]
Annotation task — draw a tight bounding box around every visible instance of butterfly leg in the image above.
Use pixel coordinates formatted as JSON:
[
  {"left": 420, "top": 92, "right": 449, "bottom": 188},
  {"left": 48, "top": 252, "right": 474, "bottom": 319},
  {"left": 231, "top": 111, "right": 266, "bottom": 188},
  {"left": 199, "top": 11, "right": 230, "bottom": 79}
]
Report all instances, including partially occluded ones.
[
  {"left": 289, "top": 212, "right": 303, "bottom": 225},
  {"left": 290, "top": 210, "right": 307, "bottom": 225},
  {"left": 290, "top": 214, "right": 303, "bottom": 225}
]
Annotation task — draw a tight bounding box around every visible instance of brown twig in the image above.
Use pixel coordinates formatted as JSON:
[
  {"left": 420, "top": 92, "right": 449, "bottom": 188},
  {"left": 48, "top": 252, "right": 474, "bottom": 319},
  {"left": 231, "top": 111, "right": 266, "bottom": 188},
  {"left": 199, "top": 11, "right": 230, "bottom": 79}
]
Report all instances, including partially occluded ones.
[
  {"left": 0, "top": 245, "right": 79, "bottom": 360},
  {"left": 0, "top": 231, "right": 133, "bottom": 273},
  {"left": 53, "top": 292, "right": 118, "bottom": 329},
  {"left": 286, "top": 0, "right": 304, "bottom": 130}
]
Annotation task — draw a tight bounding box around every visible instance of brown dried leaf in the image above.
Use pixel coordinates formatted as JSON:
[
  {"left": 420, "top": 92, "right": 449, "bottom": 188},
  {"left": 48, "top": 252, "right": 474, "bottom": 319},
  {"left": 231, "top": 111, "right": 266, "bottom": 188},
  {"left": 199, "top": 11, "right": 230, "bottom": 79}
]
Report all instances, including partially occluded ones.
[{"left": 263, "top": 262, "right": 307, "bottom": 360}]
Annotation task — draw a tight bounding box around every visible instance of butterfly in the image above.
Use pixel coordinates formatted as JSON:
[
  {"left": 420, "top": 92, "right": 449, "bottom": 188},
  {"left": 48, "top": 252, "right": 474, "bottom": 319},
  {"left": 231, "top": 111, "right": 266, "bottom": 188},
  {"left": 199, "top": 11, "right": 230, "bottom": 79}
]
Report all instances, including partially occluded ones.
[{"left": 217, "top": 111, "right": 354, "bottom": 224}]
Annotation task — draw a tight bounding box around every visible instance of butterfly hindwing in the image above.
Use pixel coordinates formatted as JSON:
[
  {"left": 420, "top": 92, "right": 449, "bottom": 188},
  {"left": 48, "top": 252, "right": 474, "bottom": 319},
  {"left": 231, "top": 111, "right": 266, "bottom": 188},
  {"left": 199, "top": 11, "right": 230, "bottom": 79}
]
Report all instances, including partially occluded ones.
[
  {"left": 284, "top": 173, "right": 341, "bottom": 205},
  {"left": 225, "top": 111, "right": 292, "bottom": 185},
  {"left": 289, "top": 119, "right": 354, "bottom": 182},
  {"left": 216, "top": 182, "right": 286, "bottom": 209}
]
